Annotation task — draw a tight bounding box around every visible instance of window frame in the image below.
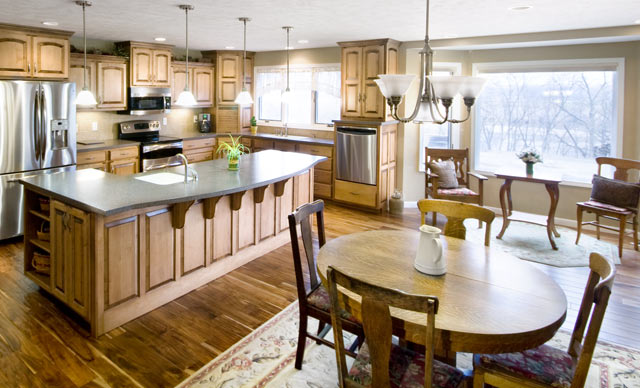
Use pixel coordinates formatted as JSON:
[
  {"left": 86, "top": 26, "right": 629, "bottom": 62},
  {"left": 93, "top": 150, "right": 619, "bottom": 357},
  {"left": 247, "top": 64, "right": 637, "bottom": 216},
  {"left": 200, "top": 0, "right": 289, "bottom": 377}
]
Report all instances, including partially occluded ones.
[
  {"left": 470, "top": 58, "right": 625, "bottom": 187},
  {"left": 254, "top": 63, "right": 340, "bottom": 131}
]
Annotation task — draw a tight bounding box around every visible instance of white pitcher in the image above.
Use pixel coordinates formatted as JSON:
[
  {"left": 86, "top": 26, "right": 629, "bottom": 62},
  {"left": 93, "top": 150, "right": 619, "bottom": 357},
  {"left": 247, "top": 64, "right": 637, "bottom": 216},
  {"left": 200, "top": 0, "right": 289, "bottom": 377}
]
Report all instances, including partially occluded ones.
[{"left": 414, "top": 225, "right": 446, "bottom": 275}]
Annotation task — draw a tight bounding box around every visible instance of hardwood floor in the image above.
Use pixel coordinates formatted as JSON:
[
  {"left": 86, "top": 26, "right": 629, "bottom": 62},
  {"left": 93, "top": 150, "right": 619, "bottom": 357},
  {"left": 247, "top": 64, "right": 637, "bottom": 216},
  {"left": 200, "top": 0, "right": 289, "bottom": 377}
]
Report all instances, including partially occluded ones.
[{"left": 0, "top": 202, "right": 638, "bottom": 387}]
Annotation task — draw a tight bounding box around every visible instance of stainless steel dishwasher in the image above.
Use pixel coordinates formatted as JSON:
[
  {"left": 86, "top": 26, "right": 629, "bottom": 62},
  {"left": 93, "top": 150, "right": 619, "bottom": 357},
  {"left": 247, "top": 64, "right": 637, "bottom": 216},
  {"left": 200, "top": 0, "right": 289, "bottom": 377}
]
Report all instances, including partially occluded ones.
[{"left": 335, "top": 126, "right": 377, "bottom": 185}]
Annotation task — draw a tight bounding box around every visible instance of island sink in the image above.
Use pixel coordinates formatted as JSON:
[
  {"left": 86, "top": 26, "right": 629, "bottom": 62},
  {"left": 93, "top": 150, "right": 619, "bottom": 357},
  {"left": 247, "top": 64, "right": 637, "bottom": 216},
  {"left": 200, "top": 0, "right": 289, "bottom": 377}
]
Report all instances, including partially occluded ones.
[{"left": 135, "top": 172, "right": 194, "bottom": 185}]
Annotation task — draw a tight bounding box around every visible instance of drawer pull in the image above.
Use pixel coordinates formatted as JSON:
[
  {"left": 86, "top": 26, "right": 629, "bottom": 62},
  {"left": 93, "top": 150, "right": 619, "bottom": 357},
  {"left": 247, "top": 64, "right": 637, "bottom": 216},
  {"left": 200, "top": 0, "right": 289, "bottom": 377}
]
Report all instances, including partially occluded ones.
[{"left": 350, "top": 192, "right": 360, "bottom": 196}]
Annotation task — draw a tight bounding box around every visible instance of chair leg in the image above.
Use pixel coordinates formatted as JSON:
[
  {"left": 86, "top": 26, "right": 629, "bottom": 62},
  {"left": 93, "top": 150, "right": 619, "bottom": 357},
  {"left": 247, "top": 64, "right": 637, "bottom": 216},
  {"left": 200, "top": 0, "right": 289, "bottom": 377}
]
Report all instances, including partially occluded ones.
[
  {"left": 633, "top": 215, "right": 639, "bottom": 251},
  {"left": 575, "top": 207, "right": 583, "bottom": 245},
  {"left": 432, "top": 212, "right": 437, "bottom": 226},
  {"left": 478, "top": 219, "right": 482, "bottom": 229},
  {"left": 596, "top": 214, "right": 601, "bottom": 240},
  {"left": 473, "top": 369, "right": 485, "bottom": 388},
  {"left": 295, "top": 313, "right": 308, "bottom": 370},
  {"left": 619, "top": 215, "right": 627, "bottom": 258}
]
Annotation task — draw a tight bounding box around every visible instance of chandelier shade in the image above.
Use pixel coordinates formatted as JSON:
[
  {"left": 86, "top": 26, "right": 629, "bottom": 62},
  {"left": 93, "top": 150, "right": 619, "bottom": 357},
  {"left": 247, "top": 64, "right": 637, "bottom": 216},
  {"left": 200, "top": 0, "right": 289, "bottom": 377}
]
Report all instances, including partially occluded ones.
[
  {"left": 74, "top": 1, "right": 97, "bottom": 107},
  {"left": 234, "top": 17, "right": 254, "bottom": 105},
  {"left": 234, "top": 89, "right": 253, "bottom": 105},
  {"left": 75, "top": 88, "right": 97, "bottom": 106},
  {"left": 175, "top": 4, "right": 196, "bottom": 107},
  {"left": 176, "top": 89, "right": 197, "bottom": 106},
  {"left": 458, "top": 76, "right": 488, "bottom": 98},
  {"left": 374, "top": 74, "right": 416, "bottom": 99}
]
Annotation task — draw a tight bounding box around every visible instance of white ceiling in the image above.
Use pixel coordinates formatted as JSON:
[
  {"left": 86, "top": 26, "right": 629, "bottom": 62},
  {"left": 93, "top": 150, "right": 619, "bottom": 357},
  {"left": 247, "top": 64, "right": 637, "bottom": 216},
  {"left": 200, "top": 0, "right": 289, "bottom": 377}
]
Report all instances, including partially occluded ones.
[{"left": 2, "top": 0, "right": 640, "bottom": 51}]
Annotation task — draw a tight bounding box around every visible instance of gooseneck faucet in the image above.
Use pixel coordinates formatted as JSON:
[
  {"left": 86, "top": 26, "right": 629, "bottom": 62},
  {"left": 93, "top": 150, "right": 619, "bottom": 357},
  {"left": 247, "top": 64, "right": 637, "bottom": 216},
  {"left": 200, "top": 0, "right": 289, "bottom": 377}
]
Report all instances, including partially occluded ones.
[{"left": 176, "top": 153, "right": 199, "bottom": 183}]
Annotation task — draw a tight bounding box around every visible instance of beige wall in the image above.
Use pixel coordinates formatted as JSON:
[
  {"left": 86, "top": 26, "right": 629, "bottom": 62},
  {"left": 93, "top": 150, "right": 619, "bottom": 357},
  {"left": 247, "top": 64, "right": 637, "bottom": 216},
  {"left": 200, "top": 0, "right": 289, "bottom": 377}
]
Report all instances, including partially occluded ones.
[
  {"left": 398, "top": 41, "right": 640, "bottom": 221},
  {"left": 254, "top": 47, "right": 340, "bottom": 67}
]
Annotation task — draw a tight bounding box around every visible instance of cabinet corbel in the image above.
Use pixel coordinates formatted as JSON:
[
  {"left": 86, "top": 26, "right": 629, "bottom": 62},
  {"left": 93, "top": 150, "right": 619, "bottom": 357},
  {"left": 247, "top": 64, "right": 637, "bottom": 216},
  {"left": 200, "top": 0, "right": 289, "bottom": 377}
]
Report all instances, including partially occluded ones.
[
  {"left": 230, "top": 191, "right": 247, "bottom": 211},
  {"left": 203, "top": 196, "right": 222, "bottom": 219},
  {"left": 253, "top": 186, "right": 268, "bottom": 204},
  {"left": 274, "top": 178, "right": 291, "bottom": 197},
  {"left": 171, "top": 200, "right": 195, "bottom": 229}
]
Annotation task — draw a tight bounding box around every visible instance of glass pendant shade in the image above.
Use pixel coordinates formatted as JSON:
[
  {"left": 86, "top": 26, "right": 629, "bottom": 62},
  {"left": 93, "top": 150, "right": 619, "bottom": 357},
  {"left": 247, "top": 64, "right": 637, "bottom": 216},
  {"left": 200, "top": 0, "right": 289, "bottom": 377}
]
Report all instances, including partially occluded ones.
[
  {"left": 76, "top": 88, "right": 97, "bottom": 106},
  {"left": 458, "top": 76, "right": 488, "bottom": 98},
  {"left": 234, "top": 89, "right": 253, "bottom": 105},
  {"left": 428, "top": 76, "right": 464, "bottom": 99},
  {"left": 414, "top": 101, "right": 437, "bottom": 123},
  {"left": 175, "top": 89, "right": 197, "bottom": 106},
  {"left": 374, "top": 74, "right": 416, "bottom": 98}
]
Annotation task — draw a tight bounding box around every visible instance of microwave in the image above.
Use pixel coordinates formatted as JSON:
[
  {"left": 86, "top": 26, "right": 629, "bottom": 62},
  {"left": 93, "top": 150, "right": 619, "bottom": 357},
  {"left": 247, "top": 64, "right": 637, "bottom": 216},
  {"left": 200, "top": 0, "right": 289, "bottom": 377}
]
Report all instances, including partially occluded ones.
[{"left": 120, "top": 87, "right": 171, "bottom": 115}]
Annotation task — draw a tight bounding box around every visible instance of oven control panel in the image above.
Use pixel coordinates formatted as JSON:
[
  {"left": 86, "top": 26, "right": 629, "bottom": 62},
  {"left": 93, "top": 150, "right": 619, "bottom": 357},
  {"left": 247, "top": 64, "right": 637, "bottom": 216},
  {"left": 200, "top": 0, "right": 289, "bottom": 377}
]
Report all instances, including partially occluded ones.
[{"left": 119, "top": 120, "right": 161, "bottom": 135}]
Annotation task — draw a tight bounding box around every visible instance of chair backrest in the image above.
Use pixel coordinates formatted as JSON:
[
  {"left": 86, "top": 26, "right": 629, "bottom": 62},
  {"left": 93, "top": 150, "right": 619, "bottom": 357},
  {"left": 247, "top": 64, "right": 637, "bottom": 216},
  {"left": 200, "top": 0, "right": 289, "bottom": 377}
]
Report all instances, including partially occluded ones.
[
  {"left": 596, "top": 157, "right": 640, "bottom": 182},
  {"left": 417, "top": 199, "right": 495, "bottom": 246},
  {"left": 288, "top": 200, "right": 326, "bottom": 302},
  {"left": 568, "top": 252, "right": 616, "bottom": 388},
  {"left": 327, "top": 265, "right": 439, "bottom": 388},
  {"left": 426, "top": 147, "right": 470, "bottom": 187}
]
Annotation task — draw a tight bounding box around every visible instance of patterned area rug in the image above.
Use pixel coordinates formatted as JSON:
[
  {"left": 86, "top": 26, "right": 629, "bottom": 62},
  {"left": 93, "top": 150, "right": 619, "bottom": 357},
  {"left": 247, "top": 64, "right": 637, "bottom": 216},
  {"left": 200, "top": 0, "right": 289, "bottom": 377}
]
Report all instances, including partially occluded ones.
[
  {"left": 176, "top": 302, "right": 640, "bottom": 388},
  {"left": 464, "top": 218, "right": 620, "bottom": 267}
]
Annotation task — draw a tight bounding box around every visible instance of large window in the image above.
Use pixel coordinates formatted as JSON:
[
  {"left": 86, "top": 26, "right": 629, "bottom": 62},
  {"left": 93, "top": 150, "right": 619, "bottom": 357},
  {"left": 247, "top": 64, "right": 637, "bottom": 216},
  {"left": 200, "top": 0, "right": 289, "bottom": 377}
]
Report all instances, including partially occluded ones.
[
  {"left": 473, "top": 59, "right": 623, "bottom": 184},
  {"left": 255, "top": 64, "right": 341, "bottom": 128}
]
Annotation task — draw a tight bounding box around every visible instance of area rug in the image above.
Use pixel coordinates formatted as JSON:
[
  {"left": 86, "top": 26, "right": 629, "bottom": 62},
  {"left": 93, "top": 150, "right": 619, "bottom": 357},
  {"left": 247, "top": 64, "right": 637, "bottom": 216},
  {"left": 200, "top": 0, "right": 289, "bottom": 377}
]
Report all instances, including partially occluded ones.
[
  {"left": 176, "top": 302, "right": 640, "bottom": 388},
  {"left": 464, "top": 218, "right": 620, "bottom": 267}
]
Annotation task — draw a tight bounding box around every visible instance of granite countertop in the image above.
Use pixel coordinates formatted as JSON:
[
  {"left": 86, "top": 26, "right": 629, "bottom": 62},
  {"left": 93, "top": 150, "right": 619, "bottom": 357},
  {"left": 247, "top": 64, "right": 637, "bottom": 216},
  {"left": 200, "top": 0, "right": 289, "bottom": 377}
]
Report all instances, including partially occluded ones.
[
  {"left": 216, "top": 132, "right": 334, "bottom": 146},
  {"left": 77, "top": 139, "right": 140, "bottom": 152},
  {"left": 20, "top": 150, "right": 326, "bottom": 216}
]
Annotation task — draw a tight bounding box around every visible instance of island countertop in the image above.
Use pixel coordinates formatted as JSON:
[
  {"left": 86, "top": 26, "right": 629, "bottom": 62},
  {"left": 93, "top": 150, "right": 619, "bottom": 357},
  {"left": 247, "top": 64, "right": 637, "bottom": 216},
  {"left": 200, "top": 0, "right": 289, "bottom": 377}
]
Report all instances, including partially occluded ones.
[{"left": 20, "top": 150, "right": 326, "bottom": 216}]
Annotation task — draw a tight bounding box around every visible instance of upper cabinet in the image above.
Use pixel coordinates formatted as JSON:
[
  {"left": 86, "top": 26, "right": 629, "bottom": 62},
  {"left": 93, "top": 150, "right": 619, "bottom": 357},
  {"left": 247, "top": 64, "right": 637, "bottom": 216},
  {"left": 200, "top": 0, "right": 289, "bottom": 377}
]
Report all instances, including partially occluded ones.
[
  {"left": 338, "top": 39, "right": 399, "bottom": 121},
  {"left": 70, "top": 53, "right": 127, "bottom": 111},
  {"left": 115, "top": 41, "right": 174, "bottom": 87},
  {"left": 0, "top": 24, "right": 72, "bottom": 80},
  {"left": 171, "top": 61, "right": 214, "bottom": 108}
]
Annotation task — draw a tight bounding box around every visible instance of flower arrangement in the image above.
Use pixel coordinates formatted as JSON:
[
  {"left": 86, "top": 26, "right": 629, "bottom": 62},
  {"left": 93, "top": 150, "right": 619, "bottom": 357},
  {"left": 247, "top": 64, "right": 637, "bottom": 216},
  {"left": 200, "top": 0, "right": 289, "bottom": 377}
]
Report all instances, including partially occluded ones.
[
  {"left": 217, "top": 135, "right": 250, "bottom": 170},
  {"left": 516, "top": 149, "right": 543, "bottom": 164}
]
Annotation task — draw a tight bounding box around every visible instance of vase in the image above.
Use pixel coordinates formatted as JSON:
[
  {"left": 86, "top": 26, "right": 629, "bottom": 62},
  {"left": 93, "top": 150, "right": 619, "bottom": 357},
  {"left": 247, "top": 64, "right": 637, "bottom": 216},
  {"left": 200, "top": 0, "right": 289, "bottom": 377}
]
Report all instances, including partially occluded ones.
[
  {"left": 228, "top": 158, "right": 239, "bottom": 171},
  {"left": 526, "top": 162, "right": 534, "bottom": 175},
  {"left": 250, "top": 125, "right": 257, "bottom": 135},
  {"left": 414, "top": 225, "right": 445, "bottom": 275}
]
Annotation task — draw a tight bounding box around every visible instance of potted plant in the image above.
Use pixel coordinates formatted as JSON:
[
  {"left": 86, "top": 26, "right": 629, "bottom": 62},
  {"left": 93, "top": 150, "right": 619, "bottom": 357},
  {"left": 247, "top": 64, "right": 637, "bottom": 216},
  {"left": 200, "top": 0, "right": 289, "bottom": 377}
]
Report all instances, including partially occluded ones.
[
  {"left": 516, "top": 149, "right": 542, "bottom": 175},
  {"left": 250, "top": 116, "right": 258, "bottom": 134},
  {"left": 217, "top": 135, "right": 250, "bottom": 171}
]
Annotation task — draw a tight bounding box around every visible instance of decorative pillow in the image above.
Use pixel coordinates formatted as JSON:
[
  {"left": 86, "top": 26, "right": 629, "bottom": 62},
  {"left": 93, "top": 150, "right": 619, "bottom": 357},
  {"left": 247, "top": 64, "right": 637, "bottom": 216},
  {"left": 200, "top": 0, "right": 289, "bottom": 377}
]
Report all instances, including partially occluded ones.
[
  {"left": 429, "top": 159, "right": 459, "bottom": 189},
  {"left": 590, "top": 174, "right": 640, "bottom": 210}
]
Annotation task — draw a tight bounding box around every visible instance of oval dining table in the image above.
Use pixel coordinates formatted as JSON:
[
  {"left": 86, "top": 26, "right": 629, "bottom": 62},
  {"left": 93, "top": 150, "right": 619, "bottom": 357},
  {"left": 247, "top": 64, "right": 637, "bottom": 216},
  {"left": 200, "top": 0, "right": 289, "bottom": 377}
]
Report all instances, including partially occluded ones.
[{"left": 316, "top": 229, "right": 568, "bottom": 363}]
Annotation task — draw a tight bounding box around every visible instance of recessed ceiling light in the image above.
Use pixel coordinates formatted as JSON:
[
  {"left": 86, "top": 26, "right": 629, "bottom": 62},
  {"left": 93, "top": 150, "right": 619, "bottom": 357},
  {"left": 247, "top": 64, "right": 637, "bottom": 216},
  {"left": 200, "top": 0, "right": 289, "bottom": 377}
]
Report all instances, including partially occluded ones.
[
  {"left": 154, "top": 37, "right": 166, "bottom": 42},
  {"left": 297, "top": 39, "right": 309, "bottom": 44},
  {"left": 225, "top": 46, "right": 235, "bottom": 49},
  {"left": 635, "top": 19, "right": 640, "bottom": 24},
  {"left": 285, "top": 46, "right": 294, "bottom": 50},
  {"left": 41, "top": 21, "right": 58, "bottom": 26},
  {"left": 509, "top": 5, "right": 532, "bottom": 11}
]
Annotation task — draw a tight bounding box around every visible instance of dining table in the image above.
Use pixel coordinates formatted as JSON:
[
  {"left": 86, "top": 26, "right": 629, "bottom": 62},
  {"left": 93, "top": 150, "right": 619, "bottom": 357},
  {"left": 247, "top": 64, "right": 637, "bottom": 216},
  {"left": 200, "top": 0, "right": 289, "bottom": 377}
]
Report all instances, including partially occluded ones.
[{"left": 316, "top": 229, "right": 568, "bottom": 364}]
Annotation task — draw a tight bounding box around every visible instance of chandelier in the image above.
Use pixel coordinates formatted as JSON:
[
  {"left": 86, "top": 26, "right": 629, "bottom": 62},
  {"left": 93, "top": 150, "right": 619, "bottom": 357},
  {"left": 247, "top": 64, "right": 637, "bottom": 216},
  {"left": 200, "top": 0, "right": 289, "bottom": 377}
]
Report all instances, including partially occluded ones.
[{"left": 374, "top": 0, "right": 486, "bottom": 124}]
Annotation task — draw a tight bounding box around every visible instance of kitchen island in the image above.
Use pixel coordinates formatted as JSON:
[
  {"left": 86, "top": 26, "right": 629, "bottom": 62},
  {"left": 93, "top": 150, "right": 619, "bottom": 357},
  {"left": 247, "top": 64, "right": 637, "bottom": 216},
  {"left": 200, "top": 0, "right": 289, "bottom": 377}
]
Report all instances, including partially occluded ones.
[{"left": 20, "top": 150, "right": 324, "bottom": 337}]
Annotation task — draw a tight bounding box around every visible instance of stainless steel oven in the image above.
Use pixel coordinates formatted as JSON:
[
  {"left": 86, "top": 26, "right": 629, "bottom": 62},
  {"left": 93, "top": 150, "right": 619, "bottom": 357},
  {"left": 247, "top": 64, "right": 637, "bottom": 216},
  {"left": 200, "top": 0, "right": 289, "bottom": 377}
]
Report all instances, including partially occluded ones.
[
  {"left": 118, "top": 120, "right": 183, "bottom": 171},
  {"left": 121, "top": 87, "right": 171, "bottom": 115},
  {"left": 336, "top": 126, "right": 377, "bottom": 185}
]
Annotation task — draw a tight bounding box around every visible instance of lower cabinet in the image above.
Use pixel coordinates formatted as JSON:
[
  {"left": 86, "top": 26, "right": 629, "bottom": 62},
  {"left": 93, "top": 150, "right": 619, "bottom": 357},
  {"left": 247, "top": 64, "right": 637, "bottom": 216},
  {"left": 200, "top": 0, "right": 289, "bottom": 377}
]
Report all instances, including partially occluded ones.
[
  {"left": 183, "top": 137, "right": 216, "bottom": 163},
  {"left": 109, "top": 158, "right": 139, "bottom": 175},
  {"left": 50, "top": 201, "right": 91, "bottom": 319},
  {"left": 77, "top": 146, "right": 140, "bottom": 175}
]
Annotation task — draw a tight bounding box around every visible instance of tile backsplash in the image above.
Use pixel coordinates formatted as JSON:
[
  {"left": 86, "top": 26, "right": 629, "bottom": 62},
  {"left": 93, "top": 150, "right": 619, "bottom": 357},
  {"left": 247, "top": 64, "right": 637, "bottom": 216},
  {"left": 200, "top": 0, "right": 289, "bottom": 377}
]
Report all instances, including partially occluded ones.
[{"left": 76, "top": 108, "right": 205, "bottom": 141}]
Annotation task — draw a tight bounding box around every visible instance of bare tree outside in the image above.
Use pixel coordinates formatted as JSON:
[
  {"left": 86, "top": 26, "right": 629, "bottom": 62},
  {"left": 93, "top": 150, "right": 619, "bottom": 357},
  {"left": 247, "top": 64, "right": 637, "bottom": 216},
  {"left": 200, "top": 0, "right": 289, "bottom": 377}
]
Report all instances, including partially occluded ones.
[{"left": 475, "top": 70, "right": 616, "bottom": 182}]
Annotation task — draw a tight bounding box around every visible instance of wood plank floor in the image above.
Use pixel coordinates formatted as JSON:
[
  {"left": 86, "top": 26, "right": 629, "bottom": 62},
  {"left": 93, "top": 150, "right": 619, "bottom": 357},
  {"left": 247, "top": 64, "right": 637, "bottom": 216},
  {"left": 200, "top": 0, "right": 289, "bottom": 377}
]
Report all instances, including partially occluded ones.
[{"left": 0, "top": 202, "right": 638, "bottom": 387}]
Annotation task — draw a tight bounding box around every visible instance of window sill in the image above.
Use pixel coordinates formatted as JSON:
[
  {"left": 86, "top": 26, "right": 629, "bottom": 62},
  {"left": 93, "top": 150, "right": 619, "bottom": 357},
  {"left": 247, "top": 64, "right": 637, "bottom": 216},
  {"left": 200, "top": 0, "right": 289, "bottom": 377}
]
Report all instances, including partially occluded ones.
[
  {"left": 474, "top": 170, "right": 592, "bottom": 189},
  {"left": 258, "top": 121, "right": 334, "bottom": 132}
]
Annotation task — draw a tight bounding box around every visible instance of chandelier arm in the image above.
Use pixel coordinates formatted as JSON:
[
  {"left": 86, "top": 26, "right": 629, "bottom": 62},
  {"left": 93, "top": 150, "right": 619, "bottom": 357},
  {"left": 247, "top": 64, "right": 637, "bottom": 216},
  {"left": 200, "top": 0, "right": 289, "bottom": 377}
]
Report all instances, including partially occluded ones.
[
  {"left": 429, "top": 83, "right": 449, "bottom": 122},
  {"left": 388, "top": 52, "right": 426, "bottom": 123},
  {"left": 446, "top": 106, "right": 472, "bottom": 124}
]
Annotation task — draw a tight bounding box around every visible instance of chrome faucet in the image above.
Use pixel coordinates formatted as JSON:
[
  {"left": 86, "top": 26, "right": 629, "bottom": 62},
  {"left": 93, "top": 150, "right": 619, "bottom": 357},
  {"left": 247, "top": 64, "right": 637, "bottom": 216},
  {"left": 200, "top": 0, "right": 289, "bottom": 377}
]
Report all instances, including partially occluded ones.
[{"left": 175, "top": 153, "right": 199, "bottom": 183}]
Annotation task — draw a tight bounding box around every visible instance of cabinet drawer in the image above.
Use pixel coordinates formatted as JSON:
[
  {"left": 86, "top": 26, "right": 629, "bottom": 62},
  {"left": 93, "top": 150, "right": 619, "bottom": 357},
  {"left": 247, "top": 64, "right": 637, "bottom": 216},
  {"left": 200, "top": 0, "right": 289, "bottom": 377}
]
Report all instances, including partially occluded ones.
[
  {"left": 109, "top": 146, "right": 139, "bottom": 160},
  {"left": 317, "top": 158, "right": 333, "bottom": 172},
  {"left": 77, "top": 150, "right": 107, "bottom": 164},
  {"left": 297, "top": 144, "right": 333, "bottom": 157},
  {"left": 185, "top": 151, "right": 212, "bottom": 163},
  {"left": 274, "top": 141, "right": 296, "bottom": 152},
  {"left": 334, "top": 179, "right": 377, "bottom": 207},
  {"left": 314, "top": 183, "right": 332, "bottom": 198},
  {"left": 315, "top": 169, "right": 332, "bottom": 184},
  {"left": 77, "top": 162, "right": 107, "bottom": 171},
  {"left": 253, "top": 139, "right": 274, "bottom": 150},
  {"left": 183, "top": 137, "right": 216, "bottom": 151}
]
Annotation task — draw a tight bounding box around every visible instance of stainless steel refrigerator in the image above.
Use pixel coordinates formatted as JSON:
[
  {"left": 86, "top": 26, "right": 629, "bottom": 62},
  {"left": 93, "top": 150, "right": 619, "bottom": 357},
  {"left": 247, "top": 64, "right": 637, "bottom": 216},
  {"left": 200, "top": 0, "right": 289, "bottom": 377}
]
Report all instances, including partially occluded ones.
[{"left": 0, "top": 81, "right": 76, "bottom": 240}]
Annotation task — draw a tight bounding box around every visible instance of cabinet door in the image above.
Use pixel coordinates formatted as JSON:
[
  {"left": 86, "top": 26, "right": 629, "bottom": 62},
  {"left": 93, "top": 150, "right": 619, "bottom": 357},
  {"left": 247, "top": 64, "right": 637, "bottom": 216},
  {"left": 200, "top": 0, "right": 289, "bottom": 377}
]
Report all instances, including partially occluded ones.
[
  {"left": 153, "top": 49, "right": 171, "bottom": 86},
  {"left": 193, "top": 67, "right": 214, "bottom": 106},
  {"left": 109, "top": 158, "right": 139, "bottom": 175},
  {"left": 0, "top": 31, "right": 31, "bottom": 77},
  {"left": 361, "top": 45, "right": 385, "bottom": 118},
  {"left": 50, "top": 201, "right": 69, "bottom": 301},
  {"left": 77, "top": 162, "right": 107, "bottom": 171},
  {"left": 68, "top": 207, "right": 90, "bottom": 318},
  {"left": 241, "top": 106, "right": 252, "bottom": 131},
  {"left": 218, "top": 54, "right": 240, "bottom": 104},
  {"left": 69, "top": 58, "right": 96, "bottom": 102},
  {"left": 32, "top": 36, "right": 69, "bottom": 79},
  {"left": 131, "top": 47, "right": 153, "bottom": 86},
  {"left": 341, "top": 47, "right": 362, "bottom": 118},
  {"left": 171, "top": 65, "right": 189, "bottom": 104},
  {"left": 97, "top": 62, "right": 127, "bottom": 109}
]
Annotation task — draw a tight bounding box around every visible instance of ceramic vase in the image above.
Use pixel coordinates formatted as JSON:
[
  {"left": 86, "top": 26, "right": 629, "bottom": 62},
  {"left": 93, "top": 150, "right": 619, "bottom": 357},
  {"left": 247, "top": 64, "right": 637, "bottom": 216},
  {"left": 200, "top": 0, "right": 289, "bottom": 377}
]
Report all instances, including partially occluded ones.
[
  {"left": 414, "top": 225, "right": 446, "bottom": 275},
  {"left": 526, "top": 162, "right": 534, "bottom": 175}
]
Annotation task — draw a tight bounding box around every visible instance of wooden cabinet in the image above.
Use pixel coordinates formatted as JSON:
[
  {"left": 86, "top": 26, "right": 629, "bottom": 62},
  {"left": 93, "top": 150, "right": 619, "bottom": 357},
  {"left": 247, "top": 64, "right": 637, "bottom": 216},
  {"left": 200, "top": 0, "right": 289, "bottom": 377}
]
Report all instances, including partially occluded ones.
[
  {"left": 116, "top": 41, "right": 174, "bottom": 87},
  {"left": 171, "top": 62, "right": 214, "bottom": 107},
  {"left": 50, "top": 201, "right": 91, "bottom": 319},
  {"left": 201, "top": 50, "right": 255, "bottom": 132},
  {"left": 77, "top": 145, "right": 139, "bottom": 175},
  {"left": 183, "top": 137, "right": 216, "bottom": 163},
  {"left": 71, "top": 53, "right": 127, "bottom": 111},
  {"left": 0, "top": 25, "right": 72, "bottom": 79},
  {"left": 338, "top": 39, "right": 399, "bottom": 120},
  {"left": 297, "top": 144, "right": 334, "bottom": 199}
]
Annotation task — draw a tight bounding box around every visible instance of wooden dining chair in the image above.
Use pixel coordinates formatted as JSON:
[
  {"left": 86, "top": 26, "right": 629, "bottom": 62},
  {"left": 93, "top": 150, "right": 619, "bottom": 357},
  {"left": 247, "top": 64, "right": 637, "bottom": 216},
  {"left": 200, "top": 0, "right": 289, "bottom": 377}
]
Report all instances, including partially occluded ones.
[
  {"left": 473, "top": 252, "right": 616, "bottom": 388},
  {"left": 288, "top": 200, "right": 364, "bottom": 370},
  {"left": 327, "top": 265, "right": 465, "bottom": 388},
  {"left": 417, "top": 199, "right": 496, "bottom": 246}
]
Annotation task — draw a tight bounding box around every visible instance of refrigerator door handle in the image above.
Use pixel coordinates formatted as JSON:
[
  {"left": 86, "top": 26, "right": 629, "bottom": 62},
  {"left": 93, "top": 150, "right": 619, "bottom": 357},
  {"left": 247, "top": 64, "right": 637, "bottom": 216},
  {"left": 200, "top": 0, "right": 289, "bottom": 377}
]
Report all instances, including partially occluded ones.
[
  {"left": 33, "top": 88, "right": 40, "bottom": 161},
  {"left": 40, "top": 86, "right": 46, "bottom": 161}
]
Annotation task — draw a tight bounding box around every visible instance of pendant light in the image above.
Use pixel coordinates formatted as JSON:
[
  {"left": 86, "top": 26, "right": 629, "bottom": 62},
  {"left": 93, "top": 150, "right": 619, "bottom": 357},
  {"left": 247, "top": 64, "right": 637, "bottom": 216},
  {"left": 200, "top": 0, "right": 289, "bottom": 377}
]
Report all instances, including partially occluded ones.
[
  {"left": 281, "top": 26, "right": 293, "bottom": 104},
  {"left": 74, "top": 1, "right": 97, "bottom": 106},
  {"left": 234, "top": 17, "right": 253, "bottom": 105},
  {"left": 175, "top": 4, "right": 197, "bottom": 107}
]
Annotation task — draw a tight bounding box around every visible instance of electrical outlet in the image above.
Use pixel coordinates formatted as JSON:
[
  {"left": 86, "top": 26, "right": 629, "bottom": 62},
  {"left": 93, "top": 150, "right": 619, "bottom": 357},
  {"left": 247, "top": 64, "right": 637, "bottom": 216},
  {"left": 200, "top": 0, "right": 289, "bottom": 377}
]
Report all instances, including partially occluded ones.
[
  {"left": 193, "top": 115, "right": 198, "bottom": 123},
  {"left": 91, "top": 122, "right": 98, "bottom": 131},
  {"left": 162, "top": 117, "right": 168, "bottom": 125}
]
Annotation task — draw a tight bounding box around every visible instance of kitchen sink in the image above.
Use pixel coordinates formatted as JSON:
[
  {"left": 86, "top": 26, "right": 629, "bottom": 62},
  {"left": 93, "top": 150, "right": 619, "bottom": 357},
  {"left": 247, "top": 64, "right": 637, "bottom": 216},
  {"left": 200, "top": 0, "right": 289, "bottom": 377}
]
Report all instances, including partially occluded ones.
[{"left": 134, "top": 172, "right": 193, "bottom": 185}]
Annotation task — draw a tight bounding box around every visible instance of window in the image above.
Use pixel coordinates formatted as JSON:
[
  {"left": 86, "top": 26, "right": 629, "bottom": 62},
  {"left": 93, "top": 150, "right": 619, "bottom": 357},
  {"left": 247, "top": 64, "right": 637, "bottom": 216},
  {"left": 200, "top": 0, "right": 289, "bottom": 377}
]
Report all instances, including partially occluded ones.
[
  {"left": 255, "top": 64, "right": 340, "bottom": 128},
  {"left": 473, "top": 59, "right": 623, "bottom": 184}
]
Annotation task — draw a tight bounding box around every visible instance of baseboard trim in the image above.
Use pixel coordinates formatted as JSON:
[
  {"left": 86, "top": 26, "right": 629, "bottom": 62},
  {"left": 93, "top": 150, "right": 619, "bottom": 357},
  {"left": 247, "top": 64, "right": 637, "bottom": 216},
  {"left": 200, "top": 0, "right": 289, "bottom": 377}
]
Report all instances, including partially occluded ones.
[{"left": 484, "top": 205, "right": 577, "bottom": 228}]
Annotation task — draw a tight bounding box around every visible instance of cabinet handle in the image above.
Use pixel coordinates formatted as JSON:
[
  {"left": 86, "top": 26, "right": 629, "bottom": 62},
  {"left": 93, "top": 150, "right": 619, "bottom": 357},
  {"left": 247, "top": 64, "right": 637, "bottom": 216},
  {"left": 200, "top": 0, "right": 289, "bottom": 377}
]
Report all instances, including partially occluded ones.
[
  {"left": 34, "top": 63, "right": 37, "bottom": 73},
  {"left": 27, "top": 63, "right": 31, "bottom": 73},
  {"left": 350, "top": 192, "right": 360, "bottom": 196}
]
